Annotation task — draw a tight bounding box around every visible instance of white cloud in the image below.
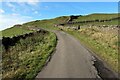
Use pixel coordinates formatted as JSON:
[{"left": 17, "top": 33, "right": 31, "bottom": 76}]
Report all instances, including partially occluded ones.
[
  {"left": 0, "top": 9, "right": 4, "bottom": 13},
  {"left": 0, "top": 14, "right": 33, "bottom": 31}
]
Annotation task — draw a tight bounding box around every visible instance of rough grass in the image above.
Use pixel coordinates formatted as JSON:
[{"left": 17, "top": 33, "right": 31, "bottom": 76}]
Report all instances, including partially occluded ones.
[
  {"left": 2, "top": 31, "right": 57, "bottom": 80},
  {"left": 66, "top": 27, "right": 118, "bottom": 72}
]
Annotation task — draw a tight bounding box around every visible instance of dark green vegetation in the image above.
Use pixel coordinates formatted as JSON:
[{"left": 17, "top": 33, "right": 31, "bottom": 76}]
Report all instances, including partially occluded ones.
[{"left": 2, "top": 31, "right": 57, "bottom": 79}]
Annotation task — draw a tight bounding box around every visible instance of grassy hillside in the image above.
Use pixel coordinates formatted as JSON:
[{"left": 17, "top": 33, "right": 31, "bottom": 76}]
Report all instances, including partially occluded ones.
[
  {"left": 65, "top": 13, "right": 119, "bottom": 26},
  {"left": 1, "top": 16, "right": 69, "bottom": 37},
  {"left": 67, "top": 20, "right": 118, "bottom": 26},
  {"left": 2, "top": 31, "right": 57, "bottom": 79},
  {"left": 1, "top": 13, "right": 119, "bottom": 78},
  {"left": 2, "top": 26, "right": 33, "bottom": 37},
  {"left": 58, "top": 13, "right": 119, "bottom": 72},
  {"left": 2, "top": 13, "right": 118, "bottom": 37},
  {"left": 23, "top": 16, "right": 69, "bottom": 30},
  {"left": 73, "top": 13, "right": 118, "bottom": 22}
]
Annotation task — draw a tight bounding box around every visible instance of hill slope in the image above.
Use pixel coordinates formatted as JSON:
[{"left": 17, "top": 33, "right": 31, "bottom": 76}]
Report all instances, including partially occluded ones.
[
  {"left": 1, "top": 13, "right": 119, "bottom": 76},
  {"left": 1, "top": 13, "right": 119, "bottom": 37}
]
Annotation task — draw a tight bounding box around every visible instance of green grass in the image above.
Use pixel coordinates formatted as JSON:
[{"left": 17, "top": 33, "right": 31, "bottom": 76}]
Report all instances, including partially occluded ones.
[
  {"left": 23, "top": 20, "right": 58, "bottom": 30},
  {"left": 66, "top": 30, "right": 118, "bottom": 73},
  {"left": 2, "top": 26, "right": 33, "bottom": 37},
  {"left": 89, "top": 20, "right": 118, "bottom": 25},
  {"left": 2, "top": 31, "right": 57, "bottom": 80},
  {"left": 95, "top": 19, "right": 118, "bottom": 25},
  {"left": 73, "top": 13, "right": 118, "bottom": 22},
  {"left": 66, "top": 19, "right": 119, "bottom": 27},
  {"left": 23, "top": 16, "right": 69, "bottom": 31},
  {"left": 64, "top": 13, "right": 119, "bottom": 27}
]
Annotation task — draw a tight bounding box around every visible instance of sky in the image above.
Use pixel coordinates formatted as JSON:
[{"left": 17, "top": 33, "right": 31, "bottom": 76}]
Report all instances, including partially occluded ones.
[{"left": 0, "top": 1, "right": 118, "bottom": 30}]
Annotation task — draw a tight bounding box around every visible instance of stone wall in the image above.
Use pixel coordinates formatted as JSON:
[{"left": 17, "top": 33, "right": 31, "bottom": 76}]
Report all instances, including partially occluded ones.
[
  {"left": 66, "top": 17, "right": 120, "bottom": 25},
  {"left": 2, "top": 29, "right": 47, "bottom": 50}
]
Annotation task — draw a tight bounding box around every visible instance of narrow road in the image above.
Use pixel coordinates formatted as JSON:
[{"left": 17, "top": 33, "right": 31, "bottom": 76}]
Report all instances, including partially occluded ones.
[{"left": 36, "top": 31, "right": 99, "bottom": 78}]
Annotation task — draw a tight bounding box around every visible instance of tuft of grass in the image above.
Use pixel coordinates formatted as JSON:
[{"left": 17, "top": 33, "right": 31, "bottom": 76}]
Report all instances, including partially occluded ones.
[{"left": 2, "top": 31, "right": 57, "bottom": 80}]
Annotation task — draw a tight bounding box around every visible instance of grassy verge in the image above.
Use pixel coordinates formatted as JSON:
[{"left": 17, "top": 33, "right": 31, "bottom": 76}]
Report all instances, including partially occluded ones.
[
  {"left": 66, "top": 30, "right": 118, "bottom": 73},
  {"left": 2, "top": 31, "right": 57, "bottom": 80}
]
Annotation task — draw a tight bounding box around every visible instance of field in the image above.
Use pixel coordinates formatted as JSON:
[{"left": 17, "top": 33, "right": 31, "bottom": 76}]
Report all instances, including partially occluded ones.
[
  {"left": 22, "top": 16, "right": 69, "bottom": 30},
  {"left": 2, "top": 31, "right": 57, "bottom": 79},
  {"left": 65, "top": 13, "right": 119, "bottom": 26},
  {"left": 2, "top": 26, "right": 33, "bottom": 37},
  {"left": 73, "top": 13, "right": 118, "bottom": 22}
]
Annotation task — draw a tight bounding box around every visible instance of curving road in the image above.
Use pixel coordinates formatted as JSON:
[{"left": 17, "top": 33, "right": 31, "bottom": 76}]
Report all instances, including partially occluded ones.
[{"left": 36, "top": 31, "right": 99, "bottom": 78}]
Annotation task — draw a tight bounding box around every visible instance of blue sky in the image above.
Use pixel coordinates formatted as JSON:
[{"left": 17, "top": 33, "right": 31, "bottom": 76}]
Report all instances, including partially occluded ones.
[{"left": 0, "top": 2, "right": 118, "bottom": 30}]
